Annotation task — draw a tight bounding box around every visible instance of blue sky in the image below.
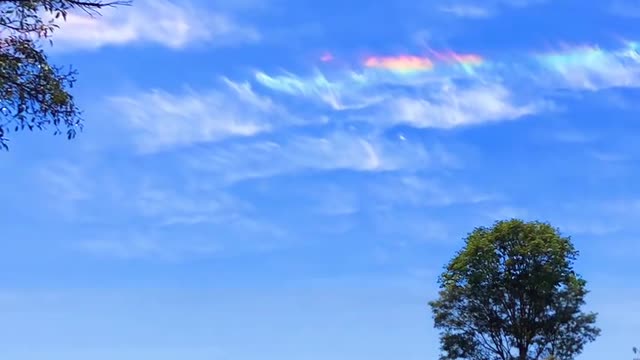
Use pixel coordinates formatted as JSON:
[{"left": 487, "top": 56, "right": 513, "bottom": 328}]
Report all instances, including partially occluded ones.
[{"left": 1, "top": 0, "right": 640, "bottom": 359}]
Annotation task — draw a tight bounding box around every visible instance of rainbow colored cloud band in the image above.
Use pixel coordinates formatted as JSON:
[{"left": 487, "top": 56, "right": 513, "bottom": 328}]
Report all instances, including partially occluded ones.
[{"left": 362, "top": 51, "right": 484, "bottom": 74}]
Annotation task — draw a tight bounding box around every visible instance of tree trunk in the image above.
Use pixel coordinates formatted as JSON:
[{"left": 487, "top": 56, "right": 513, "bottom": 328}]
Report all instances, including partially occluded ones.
[{"left": 518, "top": 344, "right": 527, "bottom": 360}]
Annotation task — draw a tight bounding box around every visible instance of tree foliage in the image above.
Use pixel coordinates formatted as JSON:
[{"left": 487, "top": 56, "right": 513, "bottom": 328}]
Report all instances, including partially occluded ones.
[
  {"left": 429, "top": 219, "right": 600, "bottom": 360},
  {"left": 0, "top": 0, "right": 129, "bottom": 149}
]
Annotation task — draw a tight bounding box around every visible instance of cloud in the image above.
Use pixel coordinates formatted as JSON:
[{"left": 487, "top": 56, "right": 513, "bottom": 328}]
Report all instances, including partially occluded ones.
[
  {"left": 255, "top": 70, "right": 387, "bottom": 110},
  {"left": 311, "top": 185, "right": 361, "bottom": 216},
  {"left": 35, "top": 161, "right": 106, "bottom": 221},
  {"left": 50, "top": 0, "right": 259, "bottom": 51},
  {"left": 75, "top": 213, "right": 285, "bottom": 260},
  {"left": 254, "top": 53, "right": 549, "bottom": 132},
  {"left": 38, "top": 162, "right": 93, "bottom": 203},
  {"left": 389, "top": 83, "right": 541, "bottom": 129},
  {"left": 370, "top": 175, "right": 498, "bottom": 209},
  {"left": 110, "top": 78, "right": 284, "bottom": 153},
  {"left": 133, "top": 182, "right": 252, "bottom": 226},
  {"left": 186, "top": 131, "right": 453, "bottom": 183},
  {"left": 78, "top": 231, "right": 221, "bottom": 261},
  {"left": 255, "top": 43, "right": 640, "bottom": 127},
  {"left": 437, "top": 0, "right": 545, "bottom": 18},
  {"left": 34, "top": 162, "right": 288, "bottom": 259},
  {"left": 559, "top": 221, "right": 622, "bottom": 236},
  {"left": 536, "top": 198, "right": 640, "bottom": 237},
  {"left": 439, "top": 4, "right": 492, "bottom": 18},
  {"left": 535, "top": 44, "right": 640, "bottom": 91},
  {"left": 601, "top": 198, "right": 640, "bottom": 215}
]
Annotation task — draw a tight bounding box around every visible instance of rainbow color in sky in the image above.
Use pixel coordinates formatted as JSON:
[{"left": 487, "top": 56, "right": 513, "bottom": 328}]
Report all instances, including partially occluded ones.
[
  {"left": 308, "top": 41, "right": 640, "bottom": 74},
  {"left": 364, "top": 55, "right": 435, "bottom": 73},
  {"left": 430, "top": 51, "right": 484, "bottom": 65},
  {"left": 256, "top": 41, "right": 640, "bottom": 108},
  {"left": 362, "top": 51, "right": 485, "bottom": 74}
]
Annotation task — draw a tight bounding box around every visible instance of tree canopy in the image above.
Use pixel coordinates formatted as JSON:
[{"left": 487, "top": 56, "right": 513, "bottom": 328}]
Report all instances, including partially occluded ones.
[
  {"left": 429, "top": 219, "right": 600, "bottom": 360},
  {"left": 0, "top": 0, "right": 129, "bottom": 149}
]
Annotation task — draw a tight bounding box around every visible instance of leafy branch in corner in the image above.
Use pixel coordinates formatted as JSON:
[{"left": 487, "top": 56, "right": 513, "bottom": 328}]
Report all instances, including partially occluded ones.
[{"left": 0, "top": 0, "right": 130, "bottom": 150}]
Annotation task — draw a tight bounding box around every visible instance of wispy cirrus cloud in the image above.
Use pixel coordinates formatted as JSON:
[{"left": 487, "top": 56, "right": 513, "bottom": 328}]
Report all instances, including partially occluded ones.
[
  {"left": 35, "top": 161, "right": 113, "bottom": 222},
  {"left": 78, "top": 217, "right": 287, "bottom": 261},
  {"left": 437, "top": 0, "right": 546, "bottom": 18},
  {"left": 133, "top": 182, "right": 251, "bottom": 226},
  {"left": 388, "top": 83, "right": 541, "bottom": 129},
  {"left": 253, "top": 41, "right": 640, "bottom": 135},
  {"left": 255, "top": 70, "right": 387, "bottom": 110},
  {"left": 534, "top": 43, "right": 640, "bottom": 90},
  {"left": 100, "top": 41, "right": 640, "bottom": 169},
  {"left": 256, "top": 70, "right": 542, "bottom": 130},
  {"left": 35, "top": 159, "right": 288, "bottom": 259},
  {"left": 185, "top": 131, "right": 451, "bottom": 183},
  {"left": 438, "top": 4, "right": 492, "bottom": 18},
  {"left": 110, "top": 78, "right": 286, "bottom": 153},
  {"left": 78, "top": 230, "right": 221, "bottom": 261},
  {"left": 370, "top": 175, "right": 498, "bottom": 208},
  {"left": 38, "top": 162, "right": 93, "bottom": 204},
  {"left": 51, "top": 0, "right": 259, "bottom": 51}
]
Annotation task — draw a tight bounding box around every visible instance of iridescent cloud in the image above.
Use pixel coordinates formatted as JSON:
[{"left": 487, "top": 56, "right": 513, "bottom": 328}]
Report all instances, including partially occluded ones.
[
  {"left": 364, "top": 55, "right": 435, "bottom": 73},
  {"left": 254, "top": 42, "right": 640, "bottom": 113},
  {"left": 534, "top": 42, "right": 640, "bottom": 90},
  {"left": 362, "top": 51, "right": 485, "bottom": 75}
]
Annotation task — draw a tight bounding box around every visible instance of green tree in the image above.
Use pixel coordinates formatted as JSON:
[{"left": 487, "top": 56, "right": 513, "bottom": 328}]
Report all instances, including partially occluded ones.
[
  {"left": 0, "top": 0, "right": 129, "bottom": 149},
  {"left": 429, "top": 219, "right": 600, "bottom": 360}
]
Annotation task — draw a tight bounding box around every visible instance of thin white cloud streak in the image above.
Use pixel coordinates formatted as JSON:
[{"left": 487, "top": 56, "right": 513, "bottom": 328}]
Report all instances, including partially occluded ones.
[
  {"left": 256, "top": 69, "right": 544, "bottom": 130},
  {"left": 186, "top": 131, "right": 453, "bottom": 183},
  {"left": 528, "top": 198, "right": 640, "bottom": 237},
  {"left": 97, "top": 42, "right": 639, "bottom": 165},
  {"left": 131, "top": 181, "right": 288, "bottom": 243},
  {"left": 535, "top": 45, "right": 640, "bottom": 91},
  {"left": 78, "top": 231, "right": 221, "bottom": 261},
  {"left": 255, "top": 67, "right": 465, "bottom": 110},
  {"left": 77, "top": 213, "right": 288, "bottom": 260},
  {"left": 133, "top": 182, "right": 252, "bottom": 226},
  {"left": 311, "top": 185, "right": 361, "bottom": 216},
  {"left": 35, "top": 161, "right": 289, "bottom": 259},
  {"left": 437, "top": 0, "right": 546, "bottom": 18},
  {"left": 50, "top": 0, "right": 259, "bottom": 51},
  {"left": 38, "top": 162, "right": 93, "bottom": 203},
  {"left": 255, "top": 70, "right": 387, "bottom": 110},
  {"left": 253, "top": 42, "right": 640, "bottom": 135},
  {"left": 370, "top": 176, "right": 498, "bottom": 208},
  {"left": 389, "top": 83, "right": 542, "bottom": 129},
  {"left": 254, "top": 54, "right": 556, "bottom": 131},
  {"left": 439, "top": 4, "right": 492, "bottom": 18},
  {"left": 110, "top": 78, "right": 286, "bottom": 153},
  {"left": 35, "top": 161, "right": 113, "bottom": 223}
]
